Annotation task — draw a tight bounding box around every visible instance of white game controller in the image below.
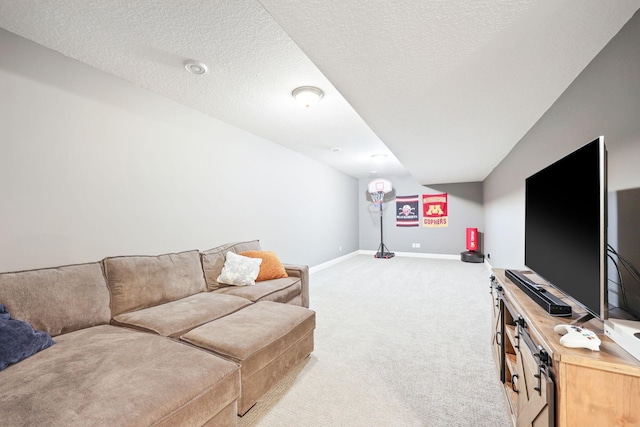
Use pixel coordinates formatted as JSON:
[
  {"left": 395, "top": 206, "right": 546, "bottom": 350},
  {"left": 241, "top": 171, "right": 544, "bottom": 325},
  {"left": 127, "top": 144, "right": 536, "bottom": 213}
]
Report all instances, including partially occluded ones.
[{"left": 554, "top": 324, "right": 601, "bottom": 351}]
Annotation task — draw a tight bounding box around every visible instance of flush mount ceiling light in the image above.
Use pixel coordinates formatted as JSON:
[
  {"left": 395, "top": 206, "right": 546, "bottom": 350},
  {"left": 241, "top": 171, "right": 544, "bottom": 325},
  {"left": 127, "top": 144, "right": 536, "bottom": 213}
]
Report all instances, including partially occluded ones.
[
  {"left": 371, "top": 153, "right": 388, "bottom": 161},
  {"left": 184, "top": 60, "right": 208, "bottom": 75},
  {"left": 292, "top": 86, "right": 324, "bottom": 108}
]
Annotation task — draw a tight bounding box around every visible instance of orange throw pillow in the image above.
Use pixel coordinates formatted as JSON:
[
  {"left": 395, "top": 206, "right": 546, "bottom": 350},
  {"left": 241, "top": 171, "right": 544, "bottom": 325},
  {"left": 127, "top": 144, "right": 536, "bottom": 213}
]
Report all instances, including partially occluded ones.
[{"left": 239, "top": 251, "right": 289, "bottom": 282}]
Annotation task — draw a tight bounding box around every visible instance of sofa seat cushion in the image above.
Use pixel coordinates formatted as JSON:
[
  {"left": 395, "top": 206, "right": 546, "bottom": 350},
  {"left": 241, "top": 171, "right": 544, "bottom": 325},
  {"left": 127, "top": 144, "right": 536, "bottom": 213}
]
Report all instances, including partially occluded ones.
[
  {"left": 213, "top": 276, "right": 301, "bottom": 304},
  {"left": 104, "top": 250, "right": 207, "bottom": 317},
  {"left": 181, "top": 301, "right": 315, "bottom": 415},
  {"left": 112, "top": 292, "right": 252, "bottom": 337},
  {"left": 0, "top": 325, "right": 240, "bottom": 427}
]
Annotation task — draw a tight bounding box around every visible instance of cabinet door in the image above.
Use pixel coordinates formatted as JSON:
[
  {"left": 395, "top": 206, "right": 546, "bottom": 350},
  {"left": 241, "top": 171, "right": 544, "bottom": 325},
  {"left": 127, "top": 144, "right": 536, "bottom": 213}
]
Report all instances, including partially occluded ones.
[
  {"left": 515, "top": 333, "right": 554, "bottom": 427},
  {"left": 490, "top": 281, "right": 504, "bottom": 379}
]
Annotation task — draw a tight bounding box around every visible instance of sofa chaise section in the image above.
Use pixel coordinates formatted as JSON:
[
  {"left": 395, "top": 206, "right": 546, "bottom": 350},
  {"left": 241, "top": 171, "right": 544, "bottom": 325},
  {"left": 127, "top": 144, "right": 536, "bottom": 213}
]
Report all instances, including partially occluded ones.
[
  {"left": 103, "top": 244, "right": 315, "bottom": 416},
  {"left": 181, "top": 301, "right": 316, "bottom": 416}
]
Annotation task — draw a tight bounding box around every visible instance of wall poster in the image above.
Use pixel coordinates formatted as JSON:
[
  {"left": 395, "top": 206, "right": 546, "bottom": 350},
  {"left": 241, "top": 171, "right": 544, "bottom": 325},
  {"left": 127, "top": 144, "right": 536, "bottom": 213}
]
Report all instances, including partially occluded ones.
[
  {"left": 396, "top": 195, "right": 419, "bottom": 227},
  {"left": 422, "top": 193, "right": 448, "bottom": 227}
]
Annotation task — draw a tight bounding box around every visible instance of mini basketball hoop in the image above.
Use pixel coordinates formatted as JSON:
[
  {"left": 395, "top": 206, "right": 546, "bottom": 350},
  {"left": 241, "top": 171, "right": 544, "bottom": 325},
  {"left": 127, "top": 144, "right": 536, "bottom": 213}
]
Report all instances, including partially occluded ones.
[
  {"left": 367, "top": 178, "right": 395, "bottom": 259},
  {"left": 368, "top": 178, "right": 392, "bottom": 206}
]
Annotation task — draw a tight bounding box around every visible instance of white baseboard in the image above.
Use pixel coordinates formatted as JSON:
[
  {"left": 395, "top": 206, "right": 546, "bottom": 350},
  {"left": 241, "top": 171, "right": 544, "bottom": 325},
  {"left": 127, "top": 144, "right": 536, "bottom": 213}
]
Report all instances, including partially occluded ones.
[
  {"left": 309, "top": 251, "right": 360, "bottom": 274},
  {"left": 359, "top": 250, "right": 460, "bottom": 260},
  {"left": 310, "top": 250, "right": 464, "bottom": 274},
  {"left": 484, "top": 259, "right": 494, "bottom": 273}
]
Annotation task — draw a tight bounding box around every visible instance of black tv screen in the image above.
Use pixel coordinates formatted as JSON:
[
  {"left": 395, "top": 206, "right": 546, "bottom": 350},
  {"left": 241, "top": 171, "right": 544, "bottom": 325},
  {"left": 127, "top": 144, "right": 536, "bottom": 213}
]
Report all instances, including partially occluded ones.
[{"left": 525, "top": 136, "right": 607, "bottom": 320}]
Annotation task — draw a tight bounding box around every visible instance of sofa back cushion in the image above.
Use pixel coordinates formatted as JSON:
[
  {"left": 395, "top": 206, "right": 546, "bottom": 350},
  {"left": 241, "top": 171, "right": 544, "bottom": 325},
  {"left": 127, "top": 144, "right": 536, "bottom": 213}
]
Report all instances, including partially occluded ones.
[
  {"left": 103, "top": 250, "right": 206, "bottom": 317},
  {"left": 200, "top": 240, "right": 261, "bottom": 291},
  {"left": 0, "top": 262, "right": 111, "bottom": 337}
]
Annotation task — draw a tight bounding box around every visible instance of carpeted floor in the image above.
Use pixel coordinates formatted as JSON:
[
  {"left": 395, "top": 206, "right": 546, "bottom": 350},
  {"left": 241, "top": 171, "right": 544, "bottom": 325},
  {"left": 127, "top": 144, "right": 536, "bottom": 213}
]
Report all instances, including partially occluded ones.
[{"left": 238, "top": 254, "right": 512, "bottom": 427}]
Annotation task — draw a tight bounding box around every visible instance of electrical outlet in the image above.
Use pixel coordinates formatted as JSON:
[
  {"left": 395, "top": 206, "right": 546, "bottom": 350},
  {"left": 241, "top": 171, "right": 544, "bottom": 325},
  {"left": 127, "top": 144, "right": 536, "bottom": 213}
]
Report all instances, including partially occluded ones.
[
  {"left": 487, "top": 253, "right": 491, "bottom": 259},
  {"left": 339, "top": 245, "right": 342, "bottom": 251}
]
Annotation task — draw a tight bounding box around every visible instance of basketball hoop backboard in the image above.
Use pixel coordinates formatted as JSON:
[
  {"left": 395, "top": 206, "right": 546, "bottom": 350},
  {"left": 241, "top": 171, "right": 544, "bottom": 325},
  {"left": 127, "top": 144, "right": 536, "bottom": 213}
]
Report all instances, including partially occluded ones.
[{"left": 367, "top": 178, "right": 392, "bottom": 194}]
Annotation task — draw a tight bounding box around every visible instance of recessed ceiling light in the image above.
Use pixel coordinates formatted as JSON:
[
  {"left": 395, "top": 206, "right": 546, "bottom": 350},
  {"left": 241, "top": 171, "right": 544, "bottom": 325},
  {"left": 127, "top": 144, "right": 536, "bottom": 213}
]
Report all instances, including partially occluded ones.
[
  {"left": 371, "top": 153, "right": 388, "bottom": 160},
  {"left": 330, "top": 147, "right": 342, "bottom": 152},
  {"left": 292, "top": 86, "right": 324, "bottom": 108},
  {"left": 184, "top": 60, "right": 208, "bottom": 75}
]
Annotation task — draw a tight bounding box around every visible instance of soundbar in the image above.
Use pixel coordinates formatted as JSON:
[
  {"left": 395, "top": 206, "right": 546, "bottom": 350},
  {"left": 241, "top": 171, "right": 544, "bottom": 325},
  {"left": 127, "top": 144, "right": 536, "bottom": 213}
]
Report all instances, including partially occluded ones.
[{"left": 505, "top": 269, "right": 572, "bottom": 316}]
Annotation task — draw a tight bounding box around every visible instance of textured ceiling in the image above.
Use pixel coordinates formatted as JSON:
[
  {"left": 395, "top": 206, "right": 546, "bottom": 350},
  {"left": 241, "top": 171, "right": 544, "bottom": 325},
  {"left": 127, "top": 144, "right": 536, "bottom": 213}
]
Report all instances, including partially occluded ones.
[{"left": 1, "top": 0, "right": 639, "bottom": 184}]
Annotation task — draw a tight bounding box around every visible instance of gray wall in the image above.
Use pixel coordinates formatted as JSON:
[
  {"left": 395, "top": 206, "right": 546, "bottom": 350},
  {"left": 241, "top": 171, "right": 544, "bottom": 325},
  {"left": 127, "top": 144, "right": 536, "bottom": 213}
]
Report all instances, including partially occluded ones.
[
  {"left": 359, "top": 175, "right": 484, "bottom": 255},
  {"left": 484, "top": 11, "right": 640, "bottom": 314},
  {"left": 0, "top": 29, "right": 359, "bottom": 272}
]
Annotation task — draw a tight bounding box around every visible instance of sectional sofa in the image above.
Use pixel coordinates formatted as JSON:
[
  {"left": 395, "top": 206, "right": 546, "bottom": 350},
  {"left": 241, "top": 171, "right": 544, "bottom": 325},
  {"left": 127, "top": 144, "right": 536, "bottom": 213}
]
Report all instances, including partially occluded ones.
[{"left": 0, "top": 240, "right": 314, "bottom": 426}]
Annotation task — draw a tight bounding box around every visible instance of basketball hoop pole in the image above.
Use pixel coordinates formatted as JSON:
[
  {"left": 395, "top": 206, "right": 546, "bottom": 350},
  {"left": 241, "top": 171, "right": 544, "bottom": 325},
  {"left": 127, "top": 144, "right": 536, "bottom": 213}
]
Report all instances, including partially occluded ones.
[
  {"left": 373, "top": 192, "right": 395, "bottom": 259},
  {"left": 368, "top": 178, "right": 395, "bottom": 259}
]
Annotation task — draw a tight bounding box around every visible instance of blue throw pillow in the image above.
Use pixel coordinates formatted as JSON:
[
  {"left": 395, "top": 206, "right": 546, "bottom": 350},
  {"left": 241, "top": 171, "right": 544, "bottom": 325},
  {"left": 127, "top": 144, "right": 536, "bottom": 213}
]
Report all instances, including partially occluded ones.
[{"left": 0, "top": 304, "right": 55, "bottom": 371}]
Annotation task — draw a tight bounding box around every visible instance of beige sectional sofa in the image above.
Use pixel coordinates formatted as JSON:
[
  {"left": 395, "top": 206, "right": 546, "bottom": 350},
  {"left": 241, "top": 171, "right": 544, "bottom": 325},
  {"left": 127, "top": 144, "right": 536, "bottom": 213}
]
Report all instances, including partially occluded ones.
[{"left": 0, "top": 240, "right": 314, "bottom": 426}]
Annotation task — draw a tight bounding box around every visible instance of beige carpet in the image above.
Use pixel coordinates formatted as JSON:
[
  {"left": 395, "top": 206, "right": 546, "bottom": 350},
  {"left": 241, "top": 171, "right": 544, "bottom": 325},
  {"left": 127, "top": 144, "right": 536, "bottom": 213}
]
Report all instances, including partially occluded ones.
[{"left": 238, "top": 255, "right": 512, "bottom": 427}]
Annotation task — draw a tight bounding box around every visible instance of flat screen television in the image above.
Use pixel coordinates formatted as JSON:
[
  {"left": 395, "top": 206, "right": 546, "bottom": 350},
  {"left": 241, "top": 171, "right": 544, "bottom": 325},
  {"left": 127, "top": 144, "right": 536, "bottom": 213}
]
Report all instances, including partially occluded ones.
[{"left": 524, "top": 136, "right": 608, "bottom": 321}]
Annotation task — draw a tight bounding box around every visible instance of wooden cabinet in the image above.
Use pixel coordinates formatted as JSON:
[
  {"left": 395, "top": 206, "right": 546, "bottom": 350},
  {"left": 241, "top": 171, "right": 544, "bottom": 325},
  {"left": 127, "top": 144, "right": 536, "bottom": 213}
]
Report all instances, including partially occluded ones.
[{"left": 491, "top": 269, "right": 640, "bottom": 427}]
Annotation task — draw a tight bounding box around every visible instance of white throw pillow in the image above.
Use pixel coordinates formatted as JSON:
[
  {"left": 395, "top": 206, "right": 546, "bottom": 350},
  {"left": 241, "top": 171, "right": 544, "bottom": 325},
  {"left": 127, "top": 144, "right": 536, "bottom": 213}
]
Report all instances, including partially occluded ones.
[{"left": 216, "top": 251, "right": 262, "bottom": 286}]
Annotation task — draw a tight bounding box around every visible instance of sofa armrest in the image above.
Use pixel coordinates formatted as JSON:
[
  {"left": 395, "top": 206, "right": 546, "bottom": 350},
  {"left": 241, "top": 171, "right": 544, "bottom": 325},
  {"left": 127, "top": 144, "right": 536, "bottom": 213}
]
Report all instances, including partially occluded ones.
[{"left": 283, "top": 264, "right": 309, "bottom": 308}]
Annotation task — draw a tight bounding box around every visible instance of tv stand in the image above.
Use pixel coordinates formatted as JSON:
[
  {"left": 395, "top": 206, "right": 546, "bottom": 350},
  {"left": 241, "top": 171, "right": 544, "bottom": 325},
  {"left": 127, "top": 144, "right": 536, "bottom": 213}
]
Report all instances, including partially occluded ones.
[{"left": 491, "top": 269, "right": 640, "bottom": 426}]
